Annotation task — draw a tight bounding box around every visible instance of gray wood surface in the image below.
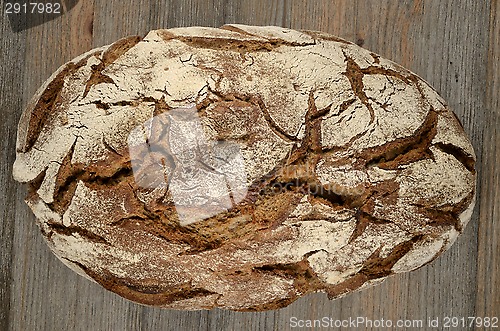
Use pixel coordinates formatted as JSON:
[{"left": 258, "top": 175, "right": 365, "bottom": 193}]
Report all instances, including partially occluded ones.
[{"left": 0, "top": 1, "right": 498, "bottom": 330}]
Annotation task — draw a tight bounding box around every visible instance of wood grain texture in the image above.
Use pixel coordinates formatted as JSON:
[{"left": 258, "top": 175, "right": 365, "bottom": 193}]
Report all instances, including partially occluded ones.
[
  {"left": 476, "top": 0, "right": 500, "bottom": 320},
  {"left": 0, "top": 7, "right": 27, "bottom": 331},
  {"left": 0, "top": 1, "right": 497, "bottom": 330}
]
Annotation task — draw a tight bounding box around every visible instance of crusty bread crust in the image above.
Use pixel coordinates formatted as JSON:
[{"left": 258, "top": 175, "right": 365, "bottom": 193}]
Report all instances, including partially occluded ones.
[{"left": 13, "top": 25, "right": 476, "bottom": 311}]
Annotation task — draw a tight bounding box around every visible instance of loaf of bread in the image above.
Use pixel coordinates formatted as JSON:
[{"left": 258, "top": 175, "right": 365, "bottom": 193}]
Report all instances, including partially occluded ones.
[{"left": 13, "top": 25, "right": 476, "bottom": 311}]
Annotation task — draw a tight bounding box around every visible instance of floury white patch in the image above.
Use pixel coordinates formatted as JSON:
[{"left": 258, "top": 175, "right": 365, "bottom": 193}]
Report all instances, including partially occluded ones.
[{"left": 128, "top": 104, "right": 248, "bottom": 226}]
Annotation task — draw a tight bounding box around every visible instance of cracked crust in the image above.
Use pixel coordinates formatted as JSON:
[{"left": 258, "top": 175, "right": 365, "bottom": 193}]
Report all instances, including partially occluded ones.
[{"left": 13, "top": 25, "right": 476, "bottom": 311}]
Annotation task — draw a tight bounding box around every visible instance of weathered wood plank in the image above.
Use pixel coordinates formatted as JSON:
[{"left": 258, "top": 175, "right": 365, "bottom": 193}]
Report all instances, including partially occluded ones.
[
  {"left": 0, "top": 9, "right": 27, "bottom": 331},
  {"left": 475, "top": 0, "right": 500, "bottom": 322},
  {"left": 2, "top": 1, "right": 497, "bottom": 330}
]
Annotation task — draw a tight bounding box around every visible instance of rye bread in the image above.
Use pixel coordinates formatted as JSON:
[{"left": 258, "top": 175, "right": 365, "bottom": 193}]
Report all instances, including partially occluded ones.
[{"left": 13, "top": 25, "right": 476, "bottom": 311}]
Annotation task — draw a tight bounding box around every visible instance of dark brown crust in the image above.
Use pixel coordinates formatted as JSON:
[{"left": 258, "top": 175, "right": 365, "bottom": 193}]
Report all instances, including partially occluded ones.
[
  {"left": 63, "top": 258, "right": 218, "bottom": 306},
  {"left": 299, "top": 30, "right": 353, "bottom": 45},
  {"left": 46, "top": 222, "right": 109, "bottom": 244},
  {"left": 20, "top": 51, "right": 101, "bottom": 153},
  {"left": 158, "top": 27, "right": 316, "bottom": 55},
  {"left": 342, "top": 51, "right": 376, "bottom": 124},
  {"left": 238, "top": 255, "right": 325, "bottom": 311},
  {"left": 433, "top": 142, "right": 475, "bottom": 172},
  {"left": 361, "top": 109, "right": 438, "bottom": 169},
  {"left": 326, "top": 235, "right": 423, "bottom": 299},
  {"left": 82, "top": 35, "right": 142, "bottom": 98}
]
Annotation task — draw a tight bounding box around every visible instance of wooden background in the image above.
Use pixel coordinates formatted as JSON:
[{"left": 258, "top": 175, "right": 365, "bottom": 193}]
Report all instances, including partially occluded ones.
[{"left": 1, "top": 1, "right": 498, "bottom": 330}]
